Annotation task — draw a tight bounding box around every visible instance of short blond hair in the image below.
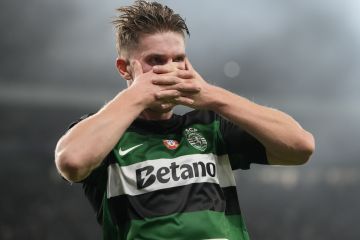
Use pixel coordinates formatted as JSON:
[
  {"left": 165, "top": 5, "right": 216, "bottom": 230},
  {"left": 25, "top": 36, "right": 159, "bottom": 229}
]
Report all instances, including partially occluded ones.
[{"left": 113, "top": 0, "right": 190, "bottom": 56}]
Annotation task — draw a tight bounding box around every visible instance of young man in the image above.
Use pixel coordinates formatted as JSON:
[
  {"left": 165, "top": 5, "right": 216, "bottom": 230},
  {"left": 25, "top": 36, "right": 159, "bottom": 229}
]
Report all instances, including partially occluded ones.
[{"left": 55, "top": 1, "right": 315, "bottom": 239}]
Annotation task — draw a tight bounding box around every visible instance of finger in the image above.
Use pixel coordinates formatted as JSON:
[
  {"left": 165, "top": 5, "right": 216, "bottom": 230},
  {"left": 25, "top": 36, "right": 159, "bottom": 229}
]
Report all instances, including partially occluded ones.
[
  {"left": 152, "top": 76, "right": 181, "bottom": 85},
  {"left": 161, "top": 102, "right": 175, "bottom": 110},
  {"left": 176, "top": 70, "right": 194, "bottom": 79},
  {"left": 178, "top": 83, "right": 201, "bottom": 93},
  {"left": 169, "top": 83, "right": 201, "bottom": 93},
  {"left": 185, "top": 58, "right": 194, "bottom": 71},
  {"left": 155, "top": 90, "right": 180, "bottom": 100},
  {"left": 153, "top": 64, "right": 177, "bottom": 74},
  {"left": 131, "top": 60, "right": 143, "bottom": 79},
  {"left": 153, "top": 68, "right": 193, "bottom": 80},
  {"left": 174, "top": 96, "right": 194, "bottom": 106}
]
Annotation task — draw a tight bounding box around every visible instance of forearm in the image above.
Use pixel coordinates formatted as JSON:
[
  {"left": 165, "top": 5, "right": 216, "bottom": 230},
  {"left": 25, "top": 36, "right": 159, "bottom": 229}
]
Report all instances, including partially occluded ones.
[
  {"left": 208, "top": 86, "right": 315, "bottom": 165},
  {"left": 55, "top": 87, "right": 144, "bottom": 182}
]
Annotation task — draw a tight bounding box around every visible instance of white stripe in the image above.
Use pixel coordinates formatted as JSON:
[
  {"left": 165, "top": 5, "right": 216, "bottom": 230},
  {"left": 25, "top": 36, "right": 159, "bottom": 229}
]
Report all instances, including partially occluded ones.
[
  {"left": 216, "top": 155, "right": 237, "bottom": 188},
  {"left": 107, "top": 153, "right": 236, "bottom": 198}
]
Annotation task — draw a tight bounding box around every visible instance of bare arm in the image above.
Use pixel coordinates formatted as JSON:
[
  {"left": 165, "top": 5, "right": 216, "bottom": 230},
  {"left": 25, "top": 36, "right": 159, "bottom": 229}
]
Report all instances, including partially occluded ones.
[
  {"left": 55, "top": 61, "right": 195, "bottom": 182},
  {"left": 55, "top": 87, "right": 144, "bottom": 182},
  {"left": 206, "top": 86, "right": 315, "bottom": 165},
  {"left": 153, "top": 58, "right": 315, "bottom": 165}
]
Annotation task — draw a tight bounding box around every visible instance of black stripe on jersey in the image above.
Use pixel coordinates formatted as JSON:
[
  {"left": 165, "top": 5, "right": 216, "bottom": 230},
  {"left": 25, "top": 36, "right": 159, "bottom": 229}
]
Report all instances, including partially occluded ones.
[
  {"left": 127, "top": 110, "right": 217, "bottom": 135},
  {"left": 218, "top": 112, "right": 268, "bottom": 170},
  {"left": 107, "top": 183, "right": 240, "bottom": 225},
  {"left": 81, "top": 152, "right": 118, "bottom": 224}
]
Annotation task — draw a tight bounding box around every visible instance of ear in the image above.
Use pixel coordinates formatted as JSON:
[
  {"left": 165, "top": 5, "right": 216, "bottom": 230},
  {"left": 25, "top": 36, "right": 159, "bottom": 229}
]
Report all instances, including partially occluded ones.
[{"left": 116, "top": 58, "right": 132, "bottom": 80}]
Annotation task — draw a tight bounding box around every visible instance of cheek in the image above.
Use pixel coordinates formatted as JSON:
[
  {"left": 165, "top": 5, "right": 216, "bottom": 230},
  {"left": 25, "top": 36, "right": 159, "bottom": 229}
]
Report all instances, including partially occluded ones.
[{"left": 140, "top": 61, "right": 153, "bottom": 73}]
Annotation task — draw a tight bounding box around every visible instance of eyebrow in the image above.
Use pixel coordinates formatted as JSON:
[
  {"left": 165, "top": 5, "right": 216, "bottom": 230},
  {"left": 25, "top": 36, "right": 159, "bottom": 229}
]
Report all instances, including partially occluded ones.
[
  {"left": 145, "top": 53, "right": 186, "bottom": 59},
  {"left": 175, "top": 53, "right": 186, "bottom": 59}
]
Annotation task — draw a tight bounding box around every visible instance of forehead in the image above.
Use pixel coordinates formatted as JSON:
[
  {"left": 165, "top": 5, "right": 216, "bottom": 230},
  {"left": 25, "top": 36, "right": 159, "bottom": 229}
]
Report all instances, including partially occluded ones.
[{"left": 133, "top": 31, "right": 186, "bottom": 58}]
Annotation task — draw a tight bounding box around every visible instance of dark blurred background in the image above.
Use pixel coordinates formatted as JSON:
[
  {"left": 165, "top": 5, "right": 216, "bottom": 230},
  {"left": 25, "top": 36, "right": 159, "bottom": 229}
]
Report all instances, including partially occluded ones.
[{"left": 1, "top": 0, "right": 359, "bottom": 239}]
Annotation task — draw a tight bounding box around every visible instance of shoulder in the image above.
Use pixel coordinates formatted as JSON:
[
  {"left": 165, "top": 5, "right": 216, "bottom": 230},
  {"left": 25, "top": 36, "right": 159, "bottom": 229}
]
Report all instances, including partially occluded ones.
[{"left": 182, "top": 109, "right": 219, "bottom": 126}]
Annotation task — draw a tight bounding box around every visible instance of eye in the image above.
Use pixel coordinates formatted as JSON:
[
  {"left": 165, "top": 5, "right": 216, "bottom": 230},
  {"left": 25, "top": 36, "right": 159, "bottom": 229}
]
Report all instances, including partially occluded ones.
[
  {"left": 147, "top": 56, "right": 167, "bottom": 66},
  {"left": 173, "top": 56, "right": 185, "bottom": 62}
]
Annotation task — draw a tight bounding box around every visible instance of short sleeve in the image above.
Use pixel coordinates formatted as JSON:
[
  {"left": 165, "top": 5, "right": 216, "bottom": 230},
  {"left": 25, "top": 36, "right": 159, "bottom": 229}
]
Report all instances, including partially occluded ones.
[
  {"left": 66, "top": 113, "right": 108, "bottom": 224},
  {"left": 81, "top": 155, "right": 109, "bottom": 225},
  {"left": 217, "top": 115, "right": 268, "bottom": 170}
]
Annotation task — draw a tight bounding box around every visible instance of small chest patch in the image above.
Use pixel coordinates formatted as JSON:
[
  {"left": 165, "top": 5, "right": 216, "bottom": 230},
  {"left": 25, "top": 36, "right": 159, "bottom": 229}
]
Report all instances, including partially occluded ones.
[
  {"left": 185, "top": 128, "right": 208, "bottom": 152},
  {"left": 163, "top": 140, "right": 180, "bottom": 150}
]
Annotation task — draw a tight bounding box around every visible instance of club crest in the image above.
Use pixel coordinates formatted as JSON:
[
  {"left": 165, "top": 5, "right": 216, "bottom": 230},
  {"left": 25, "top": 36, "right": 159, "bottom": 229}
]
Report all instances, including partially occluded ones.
[
  {"left": 184, "top": 128, "right": 207, "bottom": 151},
  {"left": 163, "top": 140, "right": 180, "bottom": 150}
]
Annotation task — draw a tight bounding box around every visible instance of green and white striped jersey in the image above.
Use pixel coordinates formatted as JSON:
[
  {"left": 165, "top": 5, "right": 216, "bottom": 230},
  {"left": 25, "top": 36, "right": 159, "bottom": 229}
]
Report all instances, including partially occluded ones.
[{"left": 72, "top": 110, "right": 268, "bottom": 240}]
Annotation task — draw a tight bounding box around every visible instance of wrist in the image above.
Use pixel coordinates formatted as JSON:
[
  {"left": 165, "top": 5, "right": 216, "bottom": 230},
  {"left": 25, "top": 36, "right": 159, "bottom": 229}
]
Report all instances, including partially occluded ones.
[
  {"left": 123, "top": 86, "right": 149, "bottom": 110},
  {"left": 206, "top": 85, "right": 228, "bottom": 111}
]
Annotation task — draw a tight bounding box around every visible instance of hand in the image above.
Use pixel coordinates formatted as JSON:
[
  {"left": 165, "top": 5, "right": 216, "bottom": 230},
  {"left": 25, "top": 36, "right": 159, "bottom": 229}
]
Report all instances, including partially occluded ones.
[
  {"left": 128, "top": 60, "right": 196, "bottom": 111},
  {"left": 152, "top": 58, "right": 215, "bottom": 109}
]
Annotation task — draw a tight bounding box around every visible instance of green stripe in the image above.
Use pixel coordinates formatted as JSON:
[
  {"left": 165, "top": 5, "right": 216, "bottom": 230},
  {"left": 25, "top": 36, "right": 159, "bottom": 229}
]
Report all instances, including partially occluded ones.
[
  {"left": 114, "top": 122, "right": 227, "bottom": 166},
  {"left": 126, "top": 211, "right": 250, "bottom": 240}
]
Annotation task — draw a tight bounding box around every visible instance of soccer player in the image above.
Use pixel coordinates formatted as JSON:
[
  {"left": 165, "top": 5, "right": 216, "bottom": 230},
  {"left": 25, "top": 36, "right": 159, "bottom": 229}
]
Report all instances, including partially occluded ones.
[{"left": 54, "top": 1, "right": 315, "bottom": 239}]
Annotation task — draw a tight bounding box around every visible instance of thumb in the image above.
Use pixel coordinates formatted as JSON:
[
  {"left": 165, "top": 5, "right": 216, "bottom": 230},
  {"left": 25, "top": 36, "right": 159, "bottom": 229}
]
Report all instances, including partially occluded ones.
[
  {"left": 185, "top": 57, "right": 194, "bottom": 71},
  {"left": 131, "top": 60, "right": 143, "bottom": 79}
]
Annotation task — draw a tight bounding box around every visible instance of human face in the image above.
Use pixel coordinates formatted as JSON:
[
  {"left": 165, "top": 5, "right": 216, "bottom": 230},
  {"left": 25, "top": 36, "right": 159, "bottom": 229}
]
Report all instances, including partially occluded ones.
[{"left": 129, "top": 31, "right": 186, "bottom": 76}]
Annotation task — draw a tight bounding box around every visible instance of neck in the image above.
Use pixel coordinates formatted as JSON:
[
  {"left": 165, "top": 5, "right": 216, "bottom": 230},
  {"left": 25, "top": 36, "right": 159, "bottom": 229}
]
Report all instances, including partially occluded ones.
[{"left": 139, "top": 109, "right": 173, "bottom": 120}]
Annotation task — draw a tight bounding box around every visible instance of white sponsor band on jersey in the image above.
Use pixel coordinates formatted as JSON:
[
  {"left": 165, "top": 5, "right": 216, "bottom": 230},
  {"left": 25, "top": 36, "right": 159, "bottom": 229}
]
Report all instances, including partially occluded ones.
[{"left": 107, "top": 153, "right": 236, "bottom": 198}]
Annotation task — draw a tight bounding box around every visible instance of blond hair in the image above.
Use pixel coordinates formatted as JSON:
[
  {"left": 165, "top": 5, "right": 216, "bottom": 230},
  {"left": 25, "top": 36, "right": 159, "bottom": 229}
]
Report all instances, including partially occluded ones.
[{"left": 113, "top": 0, "right": 189, "bottom": 56}]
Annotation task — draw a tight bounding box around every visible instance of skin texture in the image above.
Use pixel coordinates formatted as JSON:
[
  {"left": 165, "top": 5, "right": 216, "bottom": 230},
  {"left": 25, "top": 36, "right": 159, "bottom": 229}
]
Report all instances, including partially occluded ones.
[
  {"left": 55, "top": 31, "right": 315, "bottom": 182},
  {"left": 116, "top": 32, "right": 195, "bottom": 119}
]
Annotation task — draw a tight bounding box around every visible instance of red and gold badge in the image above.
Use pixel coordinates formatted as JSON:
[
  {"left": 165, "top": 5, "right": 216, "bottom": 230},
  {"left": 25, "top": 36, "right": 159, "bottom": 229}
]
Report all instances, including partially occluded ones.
[{"left": 163, "top": 140, "right": 180, "bottom": 150}]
